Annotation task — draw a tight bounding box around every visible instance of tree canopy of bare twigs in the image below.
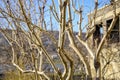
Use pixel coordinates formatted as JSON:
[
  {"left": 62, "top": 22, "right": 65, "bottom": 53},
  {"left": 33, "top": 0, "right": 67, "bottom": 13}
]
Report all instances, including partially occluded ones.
[{"left": 0, "top": 0, "right": 120, "bottom": 80}]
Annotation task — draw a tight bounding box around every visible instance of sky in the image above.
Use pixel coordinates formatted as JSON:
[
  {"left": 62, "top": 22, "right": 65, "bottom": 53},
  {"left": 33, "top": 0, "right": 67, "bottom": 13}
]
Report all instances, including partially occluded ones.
[
  {"left": 45, "top": 0, "right": 110, "bottom": 32},
  {"left": 0, "top": 0, "right": 110, "bottom": 32}
]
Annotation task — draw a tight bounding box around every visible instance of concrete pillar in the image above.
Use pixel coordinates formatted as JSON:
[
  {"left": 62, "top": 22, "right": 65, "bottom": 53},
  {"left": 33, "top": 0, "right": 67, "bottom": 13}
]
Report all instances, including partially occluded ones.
[
  {"left": 119, "top": 15, "right": 120, "bottom": 42},
  {"left": 102, "top": 21, "right": 108, "bottom": 45}
]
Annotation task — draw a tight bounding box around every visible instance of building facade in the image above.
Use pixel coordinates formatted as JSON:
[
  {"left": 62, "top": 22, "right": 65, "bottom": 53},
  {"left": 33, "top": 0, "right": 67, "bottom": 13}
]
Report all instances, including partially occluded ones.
[{"left": 87, "top": 0, "right": 120, "bottom": 47}]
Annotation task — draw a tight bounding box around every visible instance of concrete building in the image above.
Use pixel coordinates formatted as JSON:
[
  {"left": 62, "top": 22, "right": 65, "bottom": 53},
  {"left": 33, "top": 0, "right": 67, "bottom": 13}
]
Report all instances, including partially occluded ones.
[
  {"left": 87, "top": 0, "right": 120, "bottom": 79},
  {"left": 87, "top": 0, "right": 120, "bottom": 47}
]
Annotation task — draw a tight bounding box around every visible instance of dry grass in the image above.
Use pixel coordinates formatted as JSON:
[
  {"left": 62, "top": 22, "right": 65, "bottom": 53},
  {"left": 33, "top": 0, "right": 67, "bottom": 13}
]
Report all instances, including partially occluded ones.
[{"left": 4, "top": 71, "right": 36, "bottom": 80}]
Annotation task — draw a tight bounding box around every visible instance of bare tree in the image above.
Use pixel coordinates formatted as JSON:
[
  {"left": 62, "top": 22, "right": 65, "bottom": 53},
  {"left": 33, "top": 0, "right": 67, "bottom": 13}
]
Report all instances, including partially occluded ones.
[{"left": 0, "top": 0, "right": 120, "bottom": 80}]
